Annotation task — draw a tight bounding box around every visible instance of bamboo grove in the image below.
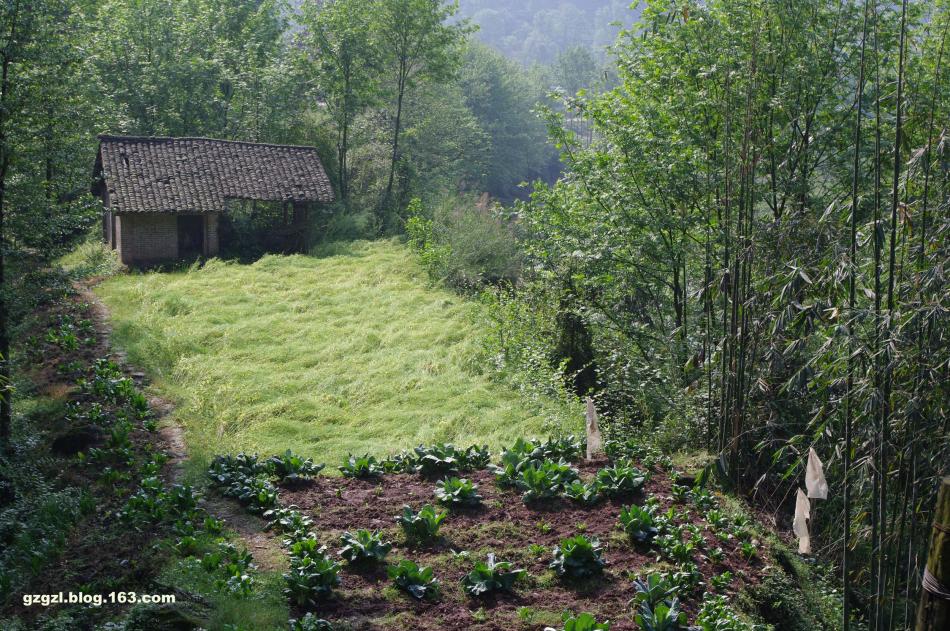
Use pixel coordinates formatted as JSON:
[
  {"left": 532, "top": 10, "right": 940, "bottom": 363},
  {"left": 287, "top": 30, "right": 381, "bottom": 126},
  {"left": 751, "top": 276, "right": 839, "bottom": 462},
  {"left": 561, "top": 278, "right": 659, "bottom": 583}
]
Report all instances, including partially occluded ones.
[{"left": 504, "top": 0, "right": 949, "bottom": 626}]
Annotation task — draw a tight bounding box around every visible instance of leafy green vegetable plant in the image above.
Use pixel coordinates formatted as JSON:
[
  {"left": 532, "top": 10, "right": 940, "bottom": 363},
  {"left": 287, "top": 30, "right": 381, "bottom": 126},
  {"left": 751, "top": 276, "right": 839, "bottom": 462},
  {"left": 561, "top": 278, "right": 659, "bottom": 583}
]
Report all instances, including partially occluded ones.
[
  {"left": 339, "top": 453, "right": 383, "bottom": 478},
  {"left": 263, "top": 506, "right": 313, "bottom": 542},
  {"left": 544, "top": 612, "right": 611, "bottom": 631},
  {"left": 517, "top": 460, "right": 579, "bottom": 504},
  {"left": 338, "top": 529, "right": 392, "bottom": 564},
  {"left": 563, "top": 480, "right": 602, "bottom": 506},
  {"left": 413, "top": 443, "right": 461, "bottom": 477},
  {"left": 283, "top": 554, "right": 342, "bottom": 605},
  {"left": 288, "top": 613, "right": 335, "bottom": 631},
  {"left": 396, "top": 504, "right": 447, "bottom": 543},
  {"left": 619, "top": 504, "right": 659, "bottom": 543},
  {"left": 694, "top": 594, "right": 759, "bottom": 631},
  {"left": 595, "top": 464, "right": 648, "bottom": 499},
  {"left": 549, "top": 535, "right": 604, "bottom": 579},
  {"left": 388, "top": 559, "right": 439, "bottom": 600},
  {"left": 630, "top": 573, "right": 678, "bottom": 609},
  {"left": 635, "top": 598, "right": 687, "bottom": 631},
  {"left": 266, "top": 449, "right": 324, "bottom": 484},
  {"left": 461, "top": 553, "right": 525, "bottom": 597},
  {"left": 434, "top": 477, "right": 482, "bottom": 508},
  {"left": 710, "top": 570, "right": 733, "bottom": 591}
]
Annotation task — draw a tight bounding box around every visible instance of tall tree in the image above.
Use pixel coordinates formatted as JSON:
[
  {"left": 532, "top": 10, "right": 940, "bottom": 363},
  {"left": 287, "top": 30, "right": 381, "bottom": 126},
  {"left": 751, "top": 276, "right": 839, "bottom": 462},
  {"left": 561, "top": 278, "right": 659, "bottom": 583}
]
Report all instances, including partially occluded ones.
[
  {"left": 372, "top": 0, "right": 469, "bottom": 223},
  {"left": 298, "top": 0, "right": 380, "bottom": 201}
]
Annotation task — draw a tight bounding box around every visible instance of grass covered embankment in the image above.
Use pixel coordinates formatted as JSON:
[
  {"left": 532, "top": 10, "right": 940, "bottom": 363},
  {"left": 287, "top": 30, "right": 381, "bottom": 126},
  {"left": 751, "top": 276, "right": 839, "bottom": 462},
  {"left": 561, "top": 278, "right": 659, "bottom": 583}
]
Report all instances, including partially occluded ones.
[{"left": 96, "top": 240, "right": 571, "bottom": 475}]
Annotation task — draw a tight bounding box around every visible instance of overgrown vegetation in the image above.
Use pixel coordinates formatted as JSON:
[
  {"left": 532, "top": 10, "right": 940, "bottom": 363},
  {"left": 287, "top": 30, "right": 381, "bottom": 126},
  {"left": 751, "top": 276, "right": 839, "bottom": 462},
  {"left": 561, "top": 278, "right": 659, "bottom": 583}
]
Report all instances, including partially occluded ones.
[{"left": 96, "top": 241, "right": 574, "bottom": 470}]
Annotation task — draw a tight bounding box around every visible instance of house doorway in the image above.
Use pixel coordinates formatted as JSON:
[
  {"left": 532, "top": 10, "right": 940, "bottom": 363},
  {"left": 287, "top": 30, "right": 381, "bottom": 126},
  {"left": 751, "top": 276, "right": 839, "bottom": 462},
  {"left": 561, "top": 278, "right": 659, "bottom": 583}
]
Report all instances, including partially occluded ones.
[{"left": 177, "top": 215, "right": 204, "bottom": 259}]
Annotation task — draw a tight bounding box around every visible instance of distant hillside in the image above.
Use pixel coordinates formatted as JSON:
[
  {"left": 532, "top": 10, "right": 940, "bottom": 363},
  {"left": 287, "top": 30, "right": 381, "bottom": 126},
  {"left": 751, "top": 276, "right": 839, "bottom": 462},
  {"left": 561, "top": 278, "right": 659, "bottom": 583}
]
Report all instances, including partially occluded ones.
[{"left": 457, "top": 0, "right": 644, "bottom": 65}]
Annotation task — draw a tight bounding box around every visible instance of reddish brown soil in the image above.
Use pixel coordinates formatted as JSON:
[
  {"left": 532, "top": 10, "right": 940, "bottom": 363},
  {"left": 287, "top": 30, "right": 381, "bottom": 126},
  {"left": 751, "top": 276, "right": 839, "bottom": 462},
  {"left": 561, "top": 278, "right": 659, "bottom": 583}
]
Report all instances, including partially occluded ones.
[{"left": 277, "top": 460, "right": 763, "bottom": 630}]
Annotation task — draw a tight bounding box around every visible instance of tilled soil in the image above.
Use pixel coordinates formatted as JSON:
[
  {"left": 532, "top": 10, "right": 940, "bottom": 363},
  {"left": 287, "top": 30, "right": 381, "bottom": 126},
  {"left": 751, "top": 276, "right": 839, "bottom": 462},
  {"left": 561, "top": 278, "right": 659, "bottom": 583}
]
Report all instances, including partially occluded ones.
[{"left": 277, "top": 460, "right": 762, "bottom": 630}]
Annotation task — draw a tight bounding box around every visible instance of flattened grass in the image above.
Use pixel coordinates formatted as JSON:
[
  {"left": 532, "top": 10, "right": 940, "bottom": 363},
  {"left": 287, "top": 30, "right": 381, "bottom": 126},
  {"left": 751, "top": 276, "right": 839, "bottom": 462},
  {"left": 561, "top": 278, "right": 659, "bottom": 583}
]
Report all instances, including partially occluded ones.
[{"left": 97, "top": 239, "right": 572, "bottom": 474}]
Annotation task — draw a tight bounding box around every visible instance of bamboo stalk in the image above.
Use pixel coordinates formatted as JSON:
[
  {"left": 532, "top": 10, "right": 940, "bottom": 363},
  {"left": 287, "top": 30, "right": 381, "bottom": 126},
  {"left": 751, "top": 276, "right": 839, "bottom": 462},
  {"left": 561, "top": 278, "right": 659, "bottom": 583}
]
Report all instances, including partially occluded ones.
[{"left": 915, "top": 478, "right": 950, "bottom": 631}]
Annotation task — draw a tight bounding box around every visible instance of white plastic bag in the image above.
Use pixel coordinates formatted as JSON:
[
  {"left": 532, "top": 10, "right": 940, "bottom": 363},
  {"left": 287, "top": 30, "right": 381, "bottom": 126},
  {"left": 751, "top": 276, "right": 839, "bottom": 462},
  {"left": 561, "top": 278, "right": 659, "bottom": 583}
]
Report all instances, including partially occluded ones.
[
  {"left": 793, "top": 488, "right": 812, "bottom": 554},
  {"left": 805, "top": 447, "right": 829, "bottom": 499},
  {"left": 585, "top": 396, "right": 603, "bottom": 460}
]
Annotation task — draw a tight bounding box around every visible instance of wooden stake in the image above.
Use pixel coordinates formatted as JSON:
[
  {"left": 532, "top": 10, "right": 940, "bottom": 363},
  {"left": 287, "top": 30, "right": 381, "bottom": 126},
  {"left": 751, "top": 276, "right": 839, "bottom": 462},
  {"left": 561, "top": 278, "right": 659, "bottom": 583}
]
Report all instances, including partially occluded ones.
[{"left": 916, "top": 477, "right": 950, "bottom": 630}]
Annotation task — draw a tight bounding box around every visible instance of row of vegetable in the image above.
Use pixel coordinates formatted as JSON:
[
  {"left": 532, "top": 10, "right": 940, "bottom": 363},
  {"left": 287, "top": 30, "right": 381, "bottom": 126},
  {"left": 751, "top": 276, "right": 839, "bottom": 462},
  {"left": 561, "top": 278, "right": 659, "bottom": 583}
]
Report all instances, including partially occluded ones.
[{"left": 203, "top": 435, "right": 763, "bottom": 630}]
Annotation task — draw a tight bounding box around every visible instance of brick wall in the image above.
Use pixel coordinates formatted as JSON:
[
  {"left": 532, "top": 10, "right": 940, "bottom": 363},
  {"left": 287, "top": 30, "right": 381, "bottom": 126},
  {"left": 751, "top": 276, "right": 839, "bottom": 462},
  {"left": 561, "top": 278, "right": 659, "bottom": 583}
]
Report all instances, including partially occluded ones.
[{"left": 115, "top": 213, "right": 178, "bottom": 265}]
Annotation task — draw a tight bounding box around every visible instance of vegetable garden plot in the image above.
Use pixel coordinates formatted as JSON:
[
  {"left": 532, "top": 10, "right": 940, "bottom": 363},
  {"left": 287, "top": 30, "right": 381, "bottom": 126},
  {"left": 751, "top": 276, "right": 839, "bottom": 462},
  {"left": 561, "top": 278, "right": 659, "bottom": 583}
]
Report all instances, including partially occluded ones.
[{"left": 207, "top": 440, "right": 767, "bottom": 630}]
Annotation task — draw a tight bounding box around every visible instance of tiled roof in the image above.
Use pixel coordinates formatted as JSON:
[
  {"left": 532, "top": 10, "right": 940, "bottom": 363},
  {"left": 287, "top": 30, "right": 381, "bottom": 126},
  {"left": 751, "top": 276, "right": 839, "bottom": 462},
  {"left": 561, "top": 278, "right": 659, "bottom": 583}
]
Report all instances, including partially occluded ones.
[{"left": 93, "top": 135, "right": 334, "bottom": 213}]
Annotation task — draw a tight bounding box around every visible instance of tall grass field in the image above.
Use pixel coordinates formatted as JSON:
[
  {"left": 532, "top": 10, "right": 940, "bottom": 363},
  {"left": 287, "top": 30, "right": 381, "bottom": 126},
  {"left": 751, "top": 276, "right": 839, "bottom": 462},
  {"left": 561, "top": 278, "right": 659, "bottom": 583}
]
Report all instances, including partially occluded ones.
[{"left": 96, "top": 240, "right": 573, "bottom": 474}]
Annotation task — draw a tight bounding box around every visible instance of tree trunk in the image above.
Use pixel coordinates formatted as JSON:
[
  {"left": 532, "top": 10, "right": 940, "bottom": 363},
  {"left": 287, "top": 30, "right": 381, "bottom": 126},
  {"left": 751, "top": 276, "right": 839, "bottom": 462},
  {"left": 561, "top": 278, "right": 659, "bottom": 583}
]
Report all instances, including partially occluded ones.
[{"left": 382, "top": 62, "right": 407, "bottom": 222}]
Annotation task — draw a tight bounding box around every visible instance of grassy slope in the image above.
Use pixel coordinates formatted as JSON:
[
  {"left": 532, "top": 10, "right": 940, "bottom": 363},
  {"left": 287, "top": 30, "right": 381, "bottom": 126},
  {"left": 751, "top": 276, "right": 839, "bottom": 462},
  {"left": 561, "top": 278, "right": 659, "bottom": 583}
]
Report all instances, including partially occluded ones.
[{"left": 96, "top": 239, "right": 571, "bottom": 474}]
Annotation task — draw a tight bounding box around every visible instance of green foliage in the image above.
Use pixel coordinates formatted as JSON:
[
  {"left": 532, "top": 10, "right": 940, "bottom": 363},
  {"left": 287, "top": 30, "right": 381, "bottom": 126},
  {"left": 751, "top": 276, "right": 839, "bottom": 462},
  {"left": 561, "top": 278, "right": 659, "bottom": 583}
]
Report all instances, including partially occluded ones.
[
  {"left": 338, "top": 529, "right": 392, "bottom": 564},
  {"left": 396, "top": 504, "right": 447, "bottom": 543},
  {"left": 283, "top": 538, "right": 341, "bottom": 605},
  {"left": 618, "top": 504, "right": 659, "bottom": 543},
  {"left": 434, "top": 477, "right": 482, "bottom": 508},
  {"left": 710, "top": 571, "right": 733, "bottom": 591},
  {"left": 631, "top": 573, "right": 679, "bottom": 609},
  {"left": 460, "top": 553, "right": 525, "bottom": 597},
  {"left": 543, "top": 611, "right": 612, "bottom": 631},
  {"left": 457, "top": 42, "right": 557, "bottom": 200},
  {"left": 634, "top": 598, "right": 688, "bottom": 631},
  {"left": 263, "top": 506, "right": 314, "bottom": 542},
  {"left": 695, "top": 594, "right": 762, "bottom": 631},
  {"left": 549, "top": 535, "right": 604, "bottom": 580},
  {"left": 405, "top": 194, "right": 523, "bottom": 289},
  {"left": 516, "top": 459, "right": 580, "bottom": 504},
  {"left": 283, "top": 553, "right": 342, "bottom": 606},
  {"left": 595, "top": 464, "right": 648, "bottom": 499},
  {"left": 562, "top": 480, "right": 602, "bottom": 506},
  {"left": 289, "top": 613, "right": 335, "bottom": 631},
  {"left": 408, "top": 442, "right": 492, "bottom": 476},
  {"left": 266, "top": 450, "right": 325, "bottom": 484},
  {"left": 387, "top": 559, "right": 440, "bottom": 600},
  {"left": 339, "top": 453, "right": 384, "bottom": 478}
]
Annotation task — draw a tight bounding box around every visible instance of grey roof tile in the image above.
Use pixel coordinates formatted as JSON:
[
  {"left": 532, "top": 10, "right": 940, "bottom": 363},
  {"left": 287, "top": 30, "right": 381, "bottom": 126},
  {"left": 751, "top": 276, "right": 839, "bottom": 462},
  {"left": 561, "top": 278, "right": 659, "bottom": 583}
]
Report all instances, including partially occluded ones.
[{"left": 94, "top": 135, "right": 334, "bottom": 213}]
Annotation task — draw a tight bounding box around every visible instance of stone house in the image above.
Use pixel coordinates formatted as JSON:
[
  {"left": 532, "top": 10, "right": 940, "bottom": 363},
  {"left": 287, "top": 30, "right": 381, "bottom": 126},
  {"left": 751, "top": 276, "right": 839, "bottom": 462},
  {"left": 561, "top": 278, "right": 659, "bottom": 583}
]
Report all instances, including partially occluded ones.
[{"left": 92, "top": 135, "right": 334, "bottom": 265}]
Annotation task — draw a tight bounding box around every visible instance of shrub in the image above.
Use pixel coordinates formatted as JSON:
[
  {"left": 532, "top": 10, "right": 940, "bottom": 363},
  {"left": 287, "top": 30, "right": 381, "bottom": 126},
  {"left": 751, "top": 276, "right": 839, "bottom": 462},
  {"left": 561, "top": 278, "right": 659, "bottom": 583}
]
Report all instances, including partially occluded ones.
[
  {"left": 434, "top": 477, "right": 482, "bottom": 508},
  {"left": 339, "top": 454, "right": 383, "bottom": 478},
  {"left": 549, "top": 535, "right": 604, "bottom": 580},
  {"left": 406, "top": 194, "right": 523, "bottom": 290},
  {"left": 338, "top": 529, "right": 392, "bottom": 564},
  {"left": 461, "top": 553, "right": 526, "bottom": 597},
  {"left": 619, "top": 504, "right": 659, "bottom": 543},
  {"left": 596, "top": 464, "right": 648, "bottom": 499},
  {"left": 266, "top": 450, "right": 324, "bottom": 484},
  {"left": 396, "top": 504, "right": 447, "bottom": 543},
  {"left": 388, "top": 559, "right": 439, "bottom": 600}
]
